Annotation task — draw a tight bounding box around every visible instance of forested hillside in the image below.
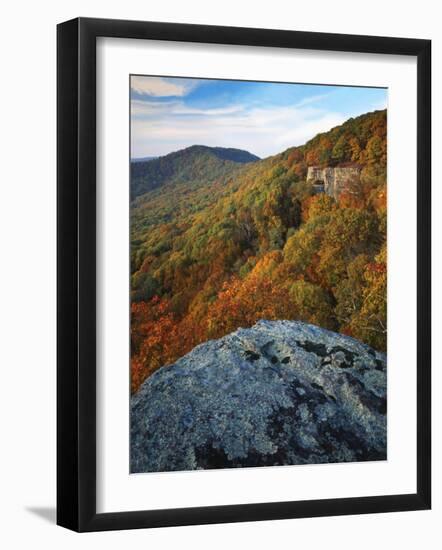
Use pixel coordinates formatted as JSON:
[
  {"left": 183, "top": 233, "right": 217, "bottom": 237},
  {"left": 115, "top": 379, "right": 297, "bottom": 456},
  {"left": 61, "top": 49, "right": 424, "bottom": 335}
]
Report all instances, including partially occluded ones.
[
  {"left": 130, "top": 145, "right": 259, "bottom": 200},
  {"left": 130, "top": 109, "right": 387, "bottom": 392}
]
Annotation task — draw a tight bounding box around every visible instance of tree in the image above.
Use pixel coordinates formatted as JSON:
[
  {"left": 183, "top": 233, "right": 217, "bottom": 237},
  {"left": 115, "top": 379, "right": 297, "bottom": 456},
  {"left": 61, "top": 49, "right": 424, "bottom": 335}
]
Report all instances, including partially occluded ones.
[
  {"left": 331, "top": 134, "right": 351, "bottom": 163},
  {"left": 352, "top": 245, "right": 387, "bottom": 350},
  {"left": 302, "top": 193, "right": 336, "bottom": 222},
  {"left": 131, "top": 272, "right": 160, "bottom": 302},
  {"left": 334, "top": 254, "right": 369, "bottom": 329},
  {"left": 290, "top": 279, "right": 336, "bottom": 329},
  {"left": 349, "top": 136, "right": 362, "bottom": 161},
  {"left": 366, "top": 135, "right": 386, "bottom": 165},
  {"left": 316, "top": 208, "right": 378, "bottom": 288}
]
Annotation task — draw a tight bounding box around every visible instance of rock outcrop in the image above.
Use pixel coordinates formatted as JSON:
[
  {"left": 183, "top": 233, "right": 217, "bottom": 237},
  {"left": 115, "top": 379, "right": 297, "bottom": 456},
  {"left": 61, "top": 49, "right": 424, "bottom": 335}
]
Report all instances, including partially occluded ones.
[
  {"left": 307, "top": 165, "right": 361, "bottom": 199},
  {"left": 131, "top": 320, "right": 386, "bottom": 473}
]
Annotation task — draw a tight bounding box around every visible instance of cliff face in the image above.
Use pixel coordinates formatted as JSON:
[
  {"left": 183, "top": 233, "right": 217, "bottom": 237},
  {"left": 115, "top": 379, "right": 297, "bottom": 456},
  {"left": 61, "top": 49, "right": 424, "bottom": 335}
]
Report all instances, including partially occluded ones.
[
  {"left": 131, "top": 320, "right": 386, "bottom": 473},
  {"left": 307, "top": 165, "right": 361, "bottom": 199}
]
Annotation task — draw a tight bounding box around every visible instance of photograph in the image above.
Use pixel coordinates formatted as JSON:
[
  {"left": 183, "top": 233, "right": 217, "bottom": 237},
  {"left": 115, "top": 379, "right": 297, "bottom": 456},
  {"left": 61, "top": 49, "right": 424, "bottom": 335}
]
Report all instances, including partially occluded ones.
[
  {"left": 53, "top": 9, "right": 433, "bottom": 535},
  {"left": 0, "top": 1, "right": 434, "bottom": 541},
  {"left": 129, "top": 75, "right": 388, "bottom": 474}
]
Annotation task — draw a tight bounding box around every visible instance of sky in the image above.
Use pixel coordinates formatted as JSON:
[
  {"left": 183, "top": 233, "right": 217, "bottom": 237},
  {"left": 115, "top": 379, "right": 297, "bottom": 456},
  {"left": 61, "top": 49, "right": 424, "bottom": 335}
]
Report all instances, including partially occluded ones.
[{"left": 130, "top": 75, "right": 387, "bottom": 160}]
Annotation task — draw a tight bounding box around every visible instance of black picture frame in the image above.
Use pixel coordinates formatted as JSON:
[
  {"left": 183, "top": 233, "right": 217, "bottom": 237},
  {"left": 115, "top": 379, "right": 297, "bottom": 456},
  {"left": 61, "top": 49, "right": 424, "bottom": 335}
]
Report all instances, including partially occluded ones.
[{"left": 57, "top": 17, "right": 431, "bottom": 532}]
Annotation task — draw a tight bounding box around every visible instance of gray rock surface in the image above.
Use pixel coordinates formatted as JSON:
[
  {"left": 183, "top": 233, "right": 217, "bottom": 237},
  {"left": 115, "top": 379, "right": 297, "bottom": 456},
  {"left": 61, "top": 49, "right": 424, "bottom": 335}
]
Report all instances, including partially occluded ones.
[
  {"left": 131, "top": 320, "right": 386, "bottom": 473},
  {"left": 307, "top": 165, "right": 361, "bottom": 199}
]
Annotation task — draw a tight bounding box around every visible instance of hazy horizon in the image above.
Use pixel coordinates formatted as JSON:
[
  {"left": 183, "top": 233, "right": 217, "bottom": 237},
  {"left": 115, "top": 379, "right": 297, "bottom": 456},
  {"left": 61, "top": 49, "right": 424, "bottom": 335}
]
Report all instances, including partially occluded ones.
[{"left": 131, "top": 76, "right": 387, "bottom": 160}]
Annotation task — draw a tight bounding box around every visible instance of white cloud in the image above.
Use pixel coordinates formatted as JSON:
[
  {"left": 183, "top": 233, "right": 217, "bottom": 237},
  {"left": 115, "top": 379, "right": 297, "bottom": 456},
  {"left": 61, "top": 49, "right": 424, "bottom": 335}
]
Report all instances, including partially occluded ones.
[
  {"left": 131, "top": 99, "right": 244, "bottom": 119},
  {"left": 131, "top": 99, "right": 178, "bottom": 117},
  {"left": 294, "top": 93, "right": 331, "bottom": 108},
  {"left": 131, "top": 98, "right": 377, "bottom": 158},
  {"left": 130, "top": 76, "right": 195, "bottom": 97},
  {"left": 272, "top": 113, "right": 346, "bottom": 148},
  {"left": 173, "top": 105, "right": 244, "bottom": 116}
]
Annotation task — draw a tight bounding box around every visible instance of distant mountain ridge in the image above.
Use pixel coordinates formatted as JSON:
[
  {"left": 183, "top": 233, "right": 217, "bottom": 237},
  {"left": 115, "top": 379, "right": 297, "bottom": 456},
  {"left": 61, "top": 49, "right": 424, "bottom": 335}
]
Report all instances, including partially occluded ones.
[
  {"left": 132, "top": 156, "right": 158, "bottom": 163},
  {"left": 130, "top": 145, "right": 259, "bottom": 200},
  {"left": 192, "top": 146, "right": 260, "bottom": 163}
]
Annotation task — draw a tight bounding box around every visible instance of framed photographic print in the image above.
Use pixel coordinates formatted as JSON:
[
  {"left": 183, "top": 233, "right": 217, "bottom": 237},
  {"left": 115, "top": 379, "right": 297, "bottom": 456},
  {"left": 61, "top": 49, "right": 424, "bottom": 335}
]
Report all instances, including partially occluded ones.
[{"left": 57, "top": 17, "right": 431, "bottom": 531}]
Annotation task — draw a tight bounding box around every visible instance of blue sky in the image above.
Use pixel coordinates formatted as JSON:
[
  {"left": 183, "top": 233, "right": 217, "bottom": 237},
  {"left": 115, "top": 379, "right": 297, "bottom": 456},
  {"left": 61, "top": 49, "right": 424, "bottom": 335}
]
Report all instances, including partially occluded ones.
[{"left": 130, "top": 76, "right": 387, "bottom": 159}]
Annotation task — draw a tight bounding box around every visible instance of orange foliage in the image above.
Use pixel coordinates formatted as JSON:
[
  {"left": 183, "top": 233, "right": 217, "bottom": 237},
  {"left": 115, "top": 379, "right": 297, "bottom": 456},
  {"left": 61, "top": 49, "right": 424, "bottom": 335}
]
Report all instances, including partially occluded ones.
[{"left": 130, "top": 110, "right": 387, "bottom": 391}]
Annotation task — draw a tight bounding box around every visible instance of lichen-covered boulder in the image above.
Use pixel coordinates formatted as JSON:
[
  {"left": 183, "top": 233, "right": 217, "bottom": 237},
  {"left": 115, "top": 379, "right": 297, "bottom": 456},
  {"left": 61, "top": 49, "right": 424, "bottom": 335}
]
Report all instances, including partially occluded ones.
[{"left": 130, "top": 320, "right": 386, "bottom": 473}]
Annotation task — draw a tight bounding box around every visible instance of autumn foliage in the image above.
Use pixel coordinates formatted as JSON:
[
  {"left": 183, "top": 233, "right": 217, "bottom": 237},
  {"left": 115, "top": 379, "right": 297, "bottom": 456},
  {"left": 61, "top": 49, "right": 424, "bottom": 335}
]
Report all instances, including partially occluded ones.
[{"left": 130, "top": 109, "right": 387, "bottom": 392}]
